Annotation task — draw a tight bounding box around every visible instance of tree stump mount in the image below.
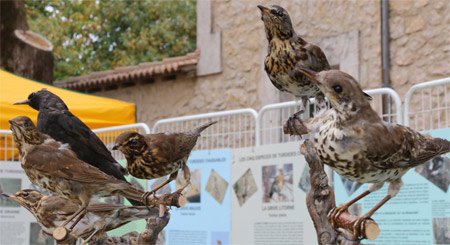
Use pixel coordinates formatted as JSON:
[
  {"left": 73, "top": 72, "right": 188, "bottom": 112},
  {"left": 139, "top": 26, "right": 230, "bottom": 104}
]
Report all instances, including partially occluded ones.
[{"left": 12, "top": 30, "right": 54, "bottom": 84}]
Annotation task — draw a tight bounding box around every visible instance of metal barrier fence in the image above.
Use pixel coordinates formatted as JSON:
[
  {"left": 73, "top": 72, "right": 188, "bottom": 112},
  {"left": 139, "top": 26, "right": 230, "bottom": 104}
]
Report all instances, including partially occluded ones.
[
  {"left": 257, "top": 87, "right": 402, "bottom": 145},
  {"left": 152, "top": 109, "right": 258, "bottom": 150},
  {"left": 0, "top": 123, "right": 150, "bottom": 162},
  {"left": 0, "top": 130, "right": 17, "bottom": 161},
  {"left": 1, "top": 78, "right": 448, "bottom": 159},
  {"left": 404, "top": 77, "right": 450, "bottom": 131}
]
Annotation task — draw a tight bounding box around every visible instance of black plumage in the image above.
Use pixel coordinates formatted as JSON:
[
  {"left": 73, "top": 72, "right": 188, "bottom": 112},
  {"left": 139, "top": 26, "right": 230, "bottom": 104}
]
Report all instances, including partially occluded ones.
[{"left": 14, "top": 89, "right": 141, "bottom": 206}]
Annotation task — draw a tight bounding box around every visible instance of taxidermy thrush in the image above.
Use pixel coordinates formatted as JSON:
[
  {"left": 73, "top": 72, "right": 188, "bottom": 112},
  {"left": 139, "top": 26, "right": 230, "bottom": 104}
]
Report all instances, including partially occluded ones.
[
  {"left": 113, "top": 121, "right": 217, "bottom": 200},
  {"left": 258, "top": 4, "right": 331, "bottom": 132},
  {"left": 9, "top": 116, "right": 145, "bottom": 234},
  {"left": 296, "top": 68, "right": 450, "bottom": 239},
  {"left": 3, "top": 189, "right": 159, "bottom": 244}
]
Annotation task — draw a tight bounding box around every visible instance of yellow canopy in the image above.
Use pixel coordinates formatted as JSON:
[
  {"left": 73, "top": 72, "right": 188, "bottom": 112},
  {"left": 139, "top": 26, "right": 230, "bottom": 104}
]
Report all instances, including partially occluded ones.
[{"left": 0, "top": 69, "right": 136, "bottom": 129}]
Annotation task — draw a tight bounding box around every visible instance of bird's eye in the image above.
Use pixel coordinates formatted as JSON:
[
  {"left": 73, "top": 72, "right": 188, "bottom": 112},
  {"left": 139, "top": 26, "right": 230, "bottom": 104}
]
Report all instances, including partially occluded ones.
[
  {"left": 277, "top": 11, "right": 284, "bottom": 17},
  {"left": 23, "top": 192, "right": 29, "bottom": 197},
  {"left": 333, "top": 85, "right": 343, "bottom": 93},
  {"left": 24, "top": 122, "right": 30, "bottom": 127},
  {"left": 130, "top": 139, "right": 138, "bottom": 145}
]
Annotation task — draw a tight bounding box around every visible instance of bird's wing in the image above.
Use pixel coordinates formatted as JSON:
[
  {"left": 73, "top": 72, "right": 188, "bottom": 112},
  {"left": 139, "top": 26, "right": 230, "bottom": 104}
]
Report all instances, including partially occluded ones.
[
  {"left": 86, "top": 202, "right": 125, "bottom": 212},
  {"left": 38, "top": 108, "right": 128, "bottom": 180},
  {"left": 293, "top": 42, "right": 331, "bottom": 72},
  {"left": 147, "top": 133, "right": 196, "bottom": 163},
  {"left": 41, "top": 196, "right": 80, "bottom": 215},
  {"left": 40, "top": 108, "right": 118, "bottom": 165},
  {"left": 25, "top": 143, "right": 117, "bottom": 184},
  {"left": 369, "top": 122, "right": 449, "bottom": 169}
]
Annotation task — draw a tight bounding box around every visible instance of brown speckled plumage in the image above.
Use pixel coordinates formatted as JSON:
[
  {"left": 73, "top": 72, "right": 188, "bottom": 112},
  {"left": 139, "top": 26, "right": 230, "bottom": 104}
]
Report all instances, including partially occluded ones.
[
  {"left": 298, "top": 68, "right": 450, "bottom": 238},
  {"left": 258, "top": 5, "right": 331, "bottom": 111},
  {"left": 114, "top": 121, "right": 217, "bottom": 194},
  {"left": 2, "top": 189, "right": 158, "bottom": 243},
  {"left": 9, "top": 116, "right": 145, "bottom": 230}
]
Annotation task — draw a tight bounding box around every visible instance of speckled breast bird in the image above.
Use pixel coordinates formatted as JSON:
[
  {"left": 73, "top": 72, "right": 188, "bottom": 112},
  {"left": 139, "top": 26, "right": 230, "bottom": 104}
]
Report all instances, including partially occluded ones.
[
  {"left": 258, "top": 5, "right": 331, "bottom": 124},
  {"left": 9, "top": 116, "right": 145, "bottom": 232},
  {"left": 113, "top": 121, "right": 217, "bottom": 196},
  {"left": 2, "top": 189, "right": 159, "bottom": 244},
  {"left": 13, "top": 89, "right": 143, "bottom": 206},
  {"left": 297, "top": 68, "right": 450, "bottom": 239}
]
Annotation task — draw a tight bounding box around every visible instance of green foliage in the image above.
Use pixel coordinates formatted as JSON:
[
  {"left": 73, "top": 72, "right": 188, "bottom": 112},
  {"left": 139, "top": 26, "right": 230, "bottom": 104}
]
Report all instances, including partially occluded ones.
[{"left": 25, "top": 0, "right": 196, "bottom": 81}]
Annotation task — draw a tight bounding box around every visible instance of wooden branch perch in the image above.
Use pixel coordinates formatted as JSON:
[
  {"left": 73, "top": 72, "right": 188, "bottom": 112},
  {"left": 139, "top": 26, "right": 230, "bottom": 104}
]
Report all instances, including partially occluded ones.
[
  {"left": 301, "top": 141, "right": 339, "bottom": 244},
  {"left": 91, "top": 212, "right": 171, "bottom": 245},
  {"left": 144, "top": 189, "right": 187, "bottom": 207},
  {"left": 137, "top": 213, "right": 171, "bottom": 244}
]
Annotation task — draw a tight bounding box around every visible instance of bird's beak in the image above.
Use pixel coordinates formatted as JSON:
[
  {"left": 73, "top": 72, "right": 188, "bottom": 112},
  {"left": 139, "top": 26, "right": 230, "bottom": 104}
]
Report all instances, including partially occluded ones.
[
  {"left": 112, "top": 144, "right": 119, "bottom": 150},
  {"left": 257, "top": 5, "right": 270, "bottom": 14},
  {"left": 8, "top": 120, "right": 18, "bottom": 126},
  {"left": 13, "top": 99, "right": 30, "bottom": 105},
  {"left": 2, "top": 193, "right": 11, "bottom": 198},
  {"left": 296, "top": 66, "right": 320, "bottom": 85}
]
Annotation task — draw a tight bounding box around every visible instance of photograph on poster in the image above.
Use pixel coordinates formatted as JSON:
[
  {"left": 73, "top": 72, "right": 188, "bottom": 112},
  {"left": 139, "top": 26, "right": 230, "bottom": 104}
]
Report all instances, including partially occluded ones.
[
  {"left": 0, "top": 178, "right": 21, "bottom": 207},
  {"left": 340, "top": 177, "right": 363, "bottom": 196},
  {"left": 298, "top": 164, "right": 310, "bottom": 193},
  {"left": 262, "top": 163, "right": 293, "bottom": 203},
  {"left": 177, "top": 169, "right": 201, "bottom": 203},
  {"left": 211, "top": 231, "right": 229, "bottom": 245},
  {"left": 205, "top": 169, "right": 229, "bottom": 205},
  {"left": 415, "top": 156, "right": 450, "bottom": 193},
  {"left": 433, "top": 217, "right": 450, "bottom": 244},
  {"left": 29, "top": 222, "right": 53, "bottom": 245},
  {"left": 233, "top": 168, "right": 257, "bottom": 207}
]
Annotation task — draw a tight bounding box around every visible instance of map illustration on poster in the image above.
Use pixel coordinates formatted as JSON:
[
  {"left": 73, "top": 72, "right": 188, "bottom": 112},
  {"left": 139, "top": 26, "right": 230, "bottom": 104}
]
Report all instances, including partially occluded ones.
[{"left": 148, "top": 149, "right": 231, "bottom": 245}]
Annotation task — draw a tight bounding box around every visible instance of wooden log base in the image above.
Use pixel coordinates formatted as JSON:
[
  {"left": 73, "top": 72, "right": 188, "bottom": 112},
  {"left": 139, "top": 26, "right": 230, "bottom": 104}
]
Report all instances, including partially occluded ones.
[
  {"left": 53, "top": 227, "right": 77, "bottom": 244},
  {"left": 53, "top": 227, "right": 68, "bottom": 241},
  {"left": 331, "top": 210, "right": 380, "bottom": 240},
  {"left": 143, "top": 190, "right": 187, "bottom": 208}
]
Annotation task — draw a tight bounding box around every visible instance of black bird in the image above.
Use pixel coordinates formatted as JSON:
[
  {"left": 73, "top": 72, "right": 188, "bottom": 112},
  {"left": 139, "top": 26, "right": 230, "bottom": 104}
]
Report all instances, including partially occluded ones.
[{"left": 14, "top": 89, "right": 141, "bottom": 206}]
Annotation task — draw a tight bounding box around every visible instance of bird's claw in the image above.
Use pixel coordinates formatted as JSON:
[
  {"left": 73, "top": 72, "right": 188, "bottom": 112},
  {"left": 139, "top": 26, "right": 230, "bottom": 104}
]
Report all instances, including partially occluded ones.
[
  {"left": 141, "top": 191, "right": 154, "bottom": 207},
  {"left": 352, "top": 216, "right": 372, "bottom": 240},
  {"left": 327, "top": 205, "right": 348, "bottom": 230},
  {"left": 287, "top": 111, "right": 305, "bottom": 136}
]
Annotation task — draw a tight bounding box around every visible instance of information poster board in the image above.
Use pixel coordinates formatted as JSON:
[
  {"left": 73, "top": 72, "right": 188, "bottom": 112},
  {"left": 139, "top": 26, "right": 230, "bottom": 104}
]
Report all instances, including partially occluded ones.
[
  {"left": 148, "top": 149, "right": 231, "bottom": 245},
  {"left": 334, "top": 128, "right": 450, "bottom": 244},
  {"left": 230, "top": 141, "right": 318, "bottom": 244},
  {"left": 0, "top": 161, "right": 54, "bottom": 245}
]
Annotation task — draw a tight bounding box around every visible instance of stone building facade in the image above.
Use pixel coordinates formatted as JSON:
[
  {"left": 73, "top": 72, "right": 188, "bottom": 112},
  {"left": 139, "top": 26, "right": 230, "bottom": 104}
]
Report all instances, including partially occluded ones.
[{"left": 57, "top": 0, "right": 449, "bottom": 129}]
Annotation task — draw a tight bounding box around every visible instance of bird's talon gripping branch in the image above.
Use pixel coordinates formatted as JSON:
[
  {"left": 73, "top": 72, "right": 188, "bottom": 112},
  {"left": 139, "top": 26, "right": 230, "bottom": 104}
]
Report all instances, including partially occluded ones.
[{"left": 327, "top": 206, "right": 347, "bottom": 230}]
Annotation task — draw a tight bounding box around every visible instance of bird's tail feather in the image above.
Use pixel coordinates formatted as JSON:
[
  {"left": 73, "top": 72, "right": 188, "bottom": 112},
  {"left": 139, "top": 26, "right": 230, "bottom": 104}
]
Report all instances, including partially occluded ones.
[
  {"left": 120, "top": 206, "right": 160, "bottom": 222},
  {"left": 190, "top": 121, "right": 218, "bottom": 136},
  {"left": 120, "top": 184, "right": 145, "bottom": 204},
  {"left": 435, "top": 137, "right": 450, "bottom": 155}
]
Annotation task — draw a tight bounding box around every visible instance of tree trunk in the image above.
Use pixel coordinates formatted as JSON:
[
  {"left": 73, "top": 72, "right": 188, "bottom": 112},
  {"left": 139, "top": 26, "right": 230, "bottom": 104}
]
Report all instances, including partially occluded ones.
[{"left": 0, "top": 0, "right": 54, "bottom": 84}]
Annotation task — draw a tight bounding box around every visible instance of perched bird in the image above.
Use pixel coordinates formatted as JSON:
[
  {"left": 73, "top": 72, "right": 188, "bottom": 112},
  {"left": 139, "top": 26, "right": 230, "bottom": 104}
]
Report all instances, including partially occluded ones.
[
  {"left": 13, "top": 89, "right": 141, "bottom": 206},
  {"left": 113, "top": 121, "right": 217, "bottom": 196},
  {"left": 269, "top": 168, "right": 285, "bottom": 200},
  {"left": 9, "top": 116, "right": 145, "bottom": 232},
  {"left": 2, "top": 189, "right": 159, "bottom": 244},
  {"left": 258, "top": 5, "right": 331, "bottom": 131},
  {"left": 297, "top": 68, "right": 450, "bottom": 239}
]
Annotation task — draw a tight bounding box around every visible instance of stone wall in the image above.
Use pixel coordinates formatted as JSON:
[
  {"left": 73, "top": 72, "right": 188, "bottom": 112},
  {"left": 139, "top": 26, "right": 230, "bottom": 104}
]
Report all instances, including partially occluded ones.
[{"left": 94, "top": 0, "right": 449, "bottom": 129}]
